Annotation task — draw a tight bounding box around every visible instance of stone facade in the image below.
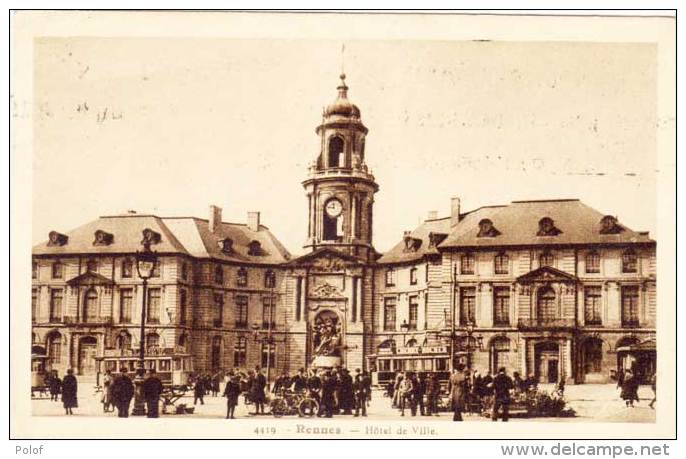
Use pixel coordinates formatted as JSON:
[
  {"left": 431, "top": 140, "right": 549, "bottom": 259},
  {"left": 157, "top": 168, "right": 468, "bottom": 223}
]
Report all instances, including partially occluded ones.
[{"left": 31, "top": 75, "right": 656, "bottom": 385}]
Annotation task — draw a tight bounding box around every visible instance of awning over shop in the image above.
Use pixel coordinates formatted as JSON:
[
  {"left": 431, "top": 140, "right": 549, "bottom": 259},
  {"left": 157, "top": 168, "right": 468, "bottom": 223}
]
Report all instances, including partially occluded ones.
[{"left": 616, "top": 339, "right": 656, "bottom": 353}]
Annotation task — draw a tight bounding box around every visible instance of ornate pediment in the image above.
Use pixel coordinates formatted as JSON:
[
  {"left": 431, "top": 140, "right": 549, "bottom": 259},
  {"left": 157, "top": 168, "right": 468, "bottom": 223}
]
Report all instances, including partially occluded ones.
[
  {"left": 516, "top": 266, "right": 578, "bottom": 284},
  {"left": 66, "top": 271, "right": 115, "bottom": 287},
  {"left": 287, "top": 247, "right": 364, "bottom": 272},
  {"left": 309, "top": 282, "right": 345, "bottom": 299}
]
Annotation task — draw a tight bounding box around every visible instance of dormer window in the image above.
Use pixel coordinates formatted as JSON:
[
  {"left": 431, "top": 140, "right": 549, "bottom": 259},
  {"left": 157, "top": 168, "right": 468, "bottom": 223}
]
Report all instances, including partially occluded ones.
[
  {"left": 220, "top": 237, "right": 234, "bottom": 254},
  {"left": 403, "top": 233, "right": 422, "bottom": 252},
  {"left": 141, "top": 228, "right": 161, "bottom": 247},
  {"left": 537, "top": 217, "right": 561, "bottom": 236},
  {"left": 47, "top": 231, "right": 68, "bottom": 246},
  {"left": 477, "top": 219, "right": 501, "bottom": 238},
  {"left": 599, "top": 215, "right": 623, "bottom": 234},
  {"left": 93, "top": 230, "right": 114, "bottom": 246},
  {"left": 428, "top": 232, "right": 448, "bottom": 248},
  {"left": 248, "top": 240, "right": 262, "bottom": 256}
]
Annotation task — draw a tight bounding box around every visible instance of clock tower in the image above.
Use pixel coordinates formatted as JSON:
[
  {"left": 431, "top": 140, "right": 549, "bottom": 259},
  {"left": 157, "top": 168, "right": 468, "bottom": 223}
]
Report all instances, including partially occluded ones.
[{"left": 303, "top": 74, "right": 379, "bottom": 261}]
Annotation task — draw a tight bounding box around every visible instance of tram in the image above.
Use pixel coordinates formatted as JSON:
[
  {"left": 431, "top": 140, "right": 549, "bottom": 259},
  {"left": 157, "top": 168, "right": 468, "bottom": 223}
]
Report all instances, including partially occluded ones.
[
  {"left": 95, "top": 348, "right": 194, "bottom": 390},
  {"left": 31, "top": 354, "right": 50, "bottom": 398},
  {"left": 367, "top": 344, "right": 451, "bottom": 389}
]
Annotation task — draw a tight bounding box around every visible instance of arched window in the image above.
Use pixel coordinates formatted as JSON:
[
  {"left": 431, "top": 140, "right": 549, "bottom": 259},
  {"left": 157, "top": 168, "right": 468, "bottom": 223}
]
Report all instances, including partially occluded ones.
[
  {"left": 359, "top": 138, "right": 365, "bottom": 161},
  {"left": 328, "top": 136, "right": 345, "bottom": 168},
  {"left": 264, "top": 270, "right": 276, "bottom": 288},
  {"left": 585, "top": 250, "right": 600, "bottom": 273},
  {"left": 214, "top": 265, "right": 224, "bottom": 284},
  {"left": 494, "top": 252, "right": 509, "bottom": 274},
  {"left": 47, "top": 331, "right": 62, "bottom": 366},
  {"left": 536, "top": 286, "right": 557, "bottom": 323},
  {"left": 622, "top": 249, "right": 638, "bottom": 273},
  {"left": 236, "top": 267, "right": 248, "bottom": 287},
  {"left": 146, "top": 333, "right": 160, "bottom": 351},
  {"left": 83, "top": 288, "right": 99, "bottom": 322},
  {"left": 539, "top": 250, "right": 555, "bottom": 268}
]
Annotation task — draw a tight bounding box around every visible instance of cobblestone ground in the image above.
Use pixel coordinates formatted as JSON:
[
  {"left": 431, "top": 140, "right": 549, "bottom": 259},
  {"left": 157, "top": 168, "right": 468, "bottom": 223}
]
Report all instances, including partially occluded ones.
[{"left": 31, "top": 380, "right": 656, "bottom": 423}]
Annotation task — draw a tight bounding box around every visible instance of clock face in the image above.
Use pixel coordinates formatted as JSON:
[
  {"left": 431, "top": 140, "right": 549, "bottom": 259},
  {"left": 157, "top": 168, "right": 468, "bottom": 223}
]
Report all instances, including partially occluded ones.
[{"left": 325, "top": 199, "right": 343, "bottom": 217}]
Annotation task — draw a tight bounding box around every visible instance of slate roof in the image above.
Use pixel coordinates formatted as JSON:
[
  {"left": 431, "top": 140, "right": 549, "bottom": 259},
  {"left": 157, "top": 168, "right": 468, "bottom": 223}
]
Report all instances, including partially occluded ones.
[
  {"left": 440, "top": 199, "right": 654, "bottom": 249},
  {"left": 33, "top": 213, "right": 291, "bottom": 265},
  {"left": 376, "top": 217, "right": 451, "bottom": 265},
  {"left": 378, "top": 199, "right": 654, "bottom": 265}
]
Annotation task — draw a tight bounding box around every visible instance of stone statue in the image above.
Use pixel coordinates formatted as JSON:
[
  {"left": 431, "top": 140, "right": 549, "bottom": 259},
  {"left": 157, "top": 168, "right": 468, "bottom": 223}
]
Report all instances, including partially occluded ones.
[{"left": 312, "top": 314, "right": 342, "bottom": 357}]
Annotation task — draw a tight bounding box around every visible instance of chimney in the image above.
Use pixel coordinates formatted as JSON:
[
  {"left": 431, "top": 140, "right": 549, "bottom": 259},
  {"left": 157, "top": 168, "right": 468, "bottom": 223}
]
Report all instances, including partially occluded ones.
[
  {"left": 427, "top": 210, "right": 438, "bottom": 221},
  {"left": 450, "top": 197, "right": 461, "bottom": 228},
  {"left": 247, "top": 211, "right": 261, "bottom": 232},
  {"left": 209, "top": 205, "right": 222, "bottom": 233}
]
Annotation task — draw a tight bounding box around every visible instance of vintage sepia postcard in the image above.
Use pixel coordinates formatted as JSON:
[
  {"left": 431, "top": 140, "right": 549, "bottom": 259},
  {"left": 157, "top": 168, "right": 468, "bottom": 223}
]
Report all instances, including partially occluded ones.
[{"left": 9, "top": 10, "right": 676, "bottom": 440}]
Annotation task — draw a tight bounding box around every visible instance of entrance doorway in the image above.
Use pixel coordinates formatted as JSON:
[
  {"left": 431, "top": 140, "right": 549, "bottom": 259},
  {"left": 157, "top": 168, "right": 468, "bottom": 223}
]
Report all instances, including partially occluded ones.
[
  {"left": 78, "top": 336, "right": 98, "bottom": 375},
  {"left": 534, "top": 341, "right": 560, "bottom": 383}
]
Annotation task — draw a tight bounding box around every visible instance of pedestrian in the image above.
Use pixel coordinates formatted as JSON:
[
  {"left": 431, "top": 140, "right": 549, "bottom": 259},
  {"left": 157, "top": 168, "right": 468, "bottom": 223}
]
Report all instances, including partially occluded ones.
[
  {"left": 291, "top": 368, "right": 308, "bottom": 393},
  {"left": 339, "top": 368, "right": 354, "bottom": 415},
  {"left": 193, "top": 374, "right": 205, "bottom": 405},
  {"left": 273, "top": 371, "right": 290, "bottom": 394},
  {"left": 48, "top": 370, "right": 61, "bottom": 402},
  {"left": 362, "top": 370, "right": 372, "bottom": 403},
  {"left": 448, "top": 365, "right": 467, "bottom": 421},
  {"left": 111, "top": 367, "right": 135, "bottom": 418},
  {"left": 308, "top": 369, "right": 322, "bottom": 404},
  {"left": 649, "top": 372, "right": 656, "bottom": 409},
  {"left": 616, "top": 368, "right": 625, "bottom": 390},
  {"left": 61, "top": 368, "right": 78, "bottom": 415},
  {"left": 252, "top": 366, "right": 267, "bottom": 415},
  {"left": 392, "top": 371, "right": 404, "bottom": 408},
  {"left": 101, "top": 369, "right": 114, "bottom": 412},
  {"left": 224, "top": 375, "right": 241, "bottom": 419},
  {"left": 482, "top": 370, "right": 494, "bottom": 396},
  {"left": 353, "top": 369, "right": 367, "bottom": 417},
  {"left": 211, "top": 372, "right": 222, "bottom": 397},
  {"left": 513, "top": 371, "right": 525, "bottom": 393},
  {"left": 319, "top": 371, "right": 335, "bottom": 418},
  {"left": 397, "top": 371, "right": 414, "bottom": 417},
  {"left": 425, "top": 373, "right": 440, "bottom": 416},
  {"left": 491, "top": 366, "right": 514, "bottom": 422},
  {"left": 415, "top": 373, "right": 427, "bottom": 416},
  {"left": 621, "top": 369, "right": 640, "bottom": 407},
  {"left": 142, "top": 368, "right": 164, "bottom": 418}
]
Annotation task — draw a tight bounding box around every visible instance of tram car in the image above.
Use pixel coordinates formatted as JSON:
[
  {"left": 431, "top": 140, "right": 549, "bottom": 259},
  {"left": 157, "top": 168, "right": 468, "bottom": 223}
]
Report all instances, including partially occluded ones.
[
  {"left": 367, "top": 344, "right": 452, "bottom": 391},
  {"left": 31, "top": 354, "right": 50, "bottom": 398},
  {"left": 95, "top": 350, "right": 194, "bottom": 391}
]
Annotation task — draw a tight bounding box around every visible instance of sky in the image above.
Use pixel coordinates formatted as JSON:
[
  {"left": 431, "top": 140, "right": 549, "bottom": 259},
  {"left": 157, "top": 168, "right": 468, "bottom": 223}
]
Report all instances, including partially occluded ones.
[{"left": 32, "top": 38, "right": 658, "bottom": 254}]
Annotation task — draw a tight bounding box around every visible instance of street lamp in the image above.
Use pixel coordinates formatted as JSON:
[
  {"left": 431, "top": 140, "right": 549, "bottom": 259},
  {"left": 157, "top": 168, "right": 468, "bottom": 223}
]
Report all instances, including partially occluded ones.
[
  {"left": 400, "top": 320, "right": 410, "bottom": 346},
  {"left": 251, "top": 285, "right": 276, "bottom": 389},
  {"left": 131, "top": 241, "right": 157, "bottom": 416}
]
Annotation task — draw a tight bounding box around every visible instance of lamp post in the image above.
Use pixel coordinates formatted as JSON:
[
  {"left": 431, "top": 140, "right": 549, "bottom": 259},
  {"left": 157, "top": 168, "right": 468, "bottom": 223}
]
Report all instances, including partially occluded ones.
[
  {"left": 131, "top": 241, "right": 157, "bottom": 416},
  {"left": 400, "top": 320, "right": 410, "bottom": 346},
  {"left": 439, "top": 312, "right": 483, "bottom": 372},
  {"left": 252, "top": 285, "right": 275, "bottom": 389}
]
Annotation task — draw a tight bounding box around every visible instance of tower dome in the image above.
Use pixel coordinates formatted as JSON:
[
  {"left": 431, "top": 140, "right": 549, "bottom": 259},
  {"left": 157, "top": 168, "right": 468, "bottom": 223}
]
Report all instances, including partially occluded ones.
[{"left": 323, "top": 74, "right": 361, "bottom": 118}]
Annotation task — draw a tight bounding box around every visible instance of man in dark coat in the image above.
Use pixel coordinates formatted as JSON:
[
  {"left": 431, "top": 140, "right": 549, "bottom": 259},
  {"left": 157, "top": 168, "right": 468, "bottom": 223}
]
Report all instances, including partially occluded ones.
[
  {"left": 61, "top": 369, "right": 78, "bottom": 415},
  {"left": 307, "top": 369, "right": 322, "bottom": 404},
  {"left": 193, "top": 374, "right": 205, "bottom": 405},
  {"left": 319, "top": 371, "right": 336, "bottom": 418},
  {"left": 621, "top": 369, "right": 640, "bottom": 407},
  {"left": 414, "top": 373, "right": 427, "bottom": 416},
  {"left": 223, "top": 375, "right": 241, "bottom": 419},
  {"left": 492, "top": 367, "right": 514, "bottom": 422},
  {"left": 425, "top": 373, "right": 440, "bottom": 416},
  {"left": 353, "top": 369, "right": 368, "bottom": 417},
  {"left": 252, "top": 366, "right": 267, "bottom": 415},
  {"left": 48, "top": 370, "right": 61, "bottom": 402},
  {"left": 142, "top": 368, "right": 164, "bottom": 418},
  {"left": 291, "top": 368, "right": 308, "bottom": 393},
  {"left": 481, "top": 371, "right": 494, "bottom": 396},
  {"left": 273, "top": 371, "right": 291, "bottom": 394},
  {"left": 111, "top": 367, "right": 134, "bottom": 418},
  {"left": 448, "top": 365, "right": 468, "bottom": 421},
  {"left": 339, "top": 368, "right": 354, "bottom": 415}
]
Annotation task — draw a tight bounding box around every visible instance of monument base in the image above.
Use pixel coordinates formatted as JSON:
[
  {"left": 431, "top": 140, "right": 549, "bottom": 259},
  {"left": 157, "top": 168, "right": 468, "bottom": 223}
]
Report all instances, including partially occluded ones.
[{"left": 311, "top": 355, "right": 342, "bottom": 369}]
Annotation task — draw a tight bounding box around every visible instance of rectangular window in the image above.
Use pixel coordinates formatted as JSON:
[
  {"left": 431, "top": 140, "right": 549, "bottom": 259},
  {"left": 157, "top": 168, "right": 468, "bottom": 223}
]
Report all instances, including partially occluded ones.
[
  {"left": 493, "top": 287, "right": 510, "bottom": 326},
  {"left": 410, "top": 267, "right": 418, "bottom": 285},
  {"left": 31, "top": 289, "right": 38, "bottom": 323},
  {"left": 262, "top": 296, "right": 275, "bottom": 328},
  {"left": 385, "top": 269, "right": 395, "bottom": 287},
  {"left": 151, "top": 260, "right": 161, "bottom": 278},
  {"left": 234, "top": 338, "right": 247, "bottom": 367},
  {"left": 622, "top": 251, "right": 638, "bottom": 273},
  {"left": 32, "top": 261, "right": 38, "bottom": 279},
  {"left": 459, "top": 287, "right": 476, "bottom": 325},
  {"left": 119, "top": 288, "right": 133, "bottom": 324},
  {"left": 585, "top": 251, "right": 600, "bottom": 274},
  {"left": 295, "top": 277, "right": 302, "bottom": 322},
  {"left": 460, "top": 254, "right": 475, "bottom": 275},
  {"left": 261, "top": 342, "right": 276, "bottom": 368},
  {"left": 49, "top": 289, "right": 63, "bottom": 322},
  {"left": 179, "top": 289, "right": 187, "bottom": 325},
  {"left": 235, "top": 295, "right": 249, "bottom": 327},
  {"left": 621, "top": 286, "right": 640, "bottom": 326},
  {"left": 494, "top": 254, "right": 509, "bottom": 275},
  {"left": 383, "top": 297, "right": 397, "bottom": 331},
  {"left": 122, "top": 259, "right": 133, "bottom": 278},
  {"left": 584, "top": 286, "right": 602, "bottom": 325},
  {"left": 351, "top": 277, "right": 358, "bottom": 323},
  {"left": 408, "top": 296, "right": 419, "bottom": 331},
  {"left": 213, "top": 293, "right": 224, "bottom": 327},
  {"left": 147, "top": 288, "right": 161, "bottom": 324},
  {"left": 51, "top": 261, "right": 64, "bottom": 279}
]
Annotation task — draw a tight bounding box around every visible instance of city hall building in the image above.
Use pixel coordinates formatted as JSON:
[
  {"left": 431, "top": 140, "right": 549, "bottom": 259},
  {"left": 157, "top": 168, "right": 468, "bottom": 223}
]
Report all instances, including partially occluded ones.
[{"left": 31, "top": 75, "right": 656, "bottom": 385}]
